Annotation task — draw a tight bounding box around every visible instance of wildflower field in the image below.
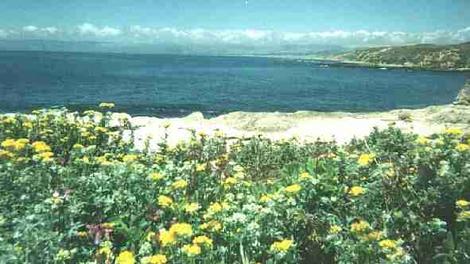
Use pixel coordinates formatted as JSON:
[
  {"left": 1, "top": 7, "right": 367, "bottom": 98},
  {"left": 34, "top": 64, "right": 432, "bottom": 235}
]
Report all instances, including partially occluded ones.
[{"left": 0, "top": 105, "right": 469, "bottom": 263}]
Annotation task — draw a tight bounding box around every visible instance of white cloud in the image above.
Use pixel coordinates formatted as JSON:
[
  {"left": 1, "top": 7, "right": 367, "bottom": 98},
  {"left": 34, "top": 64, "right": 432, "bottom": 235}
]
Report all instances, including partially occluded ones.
[
  {"left": 0, "top": 29, "right": 7, "bottom": 38},
  {"left": 124, "top": 26, "right": 470, "bottom": 46},
  {"left": 78, "top": 23, "right": 121, "bottom": 37},
  {"left": 5, "top": 24, "right": 470, "bottom": 47},
  {"left": 21, "top": 25, "right": 59, "bottom": 36},
  {"left": 23, "top": 25, "right": 38, "bottom": 32}
]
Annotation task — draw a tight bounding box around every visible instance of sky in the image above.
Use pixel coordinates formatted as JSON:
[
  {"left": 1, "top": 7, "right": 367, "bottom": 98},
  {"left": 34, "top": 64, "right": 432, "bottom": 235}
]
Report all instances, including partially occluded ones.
[{"left": 0, "top": 0, "right": 469, "bottom": 50}]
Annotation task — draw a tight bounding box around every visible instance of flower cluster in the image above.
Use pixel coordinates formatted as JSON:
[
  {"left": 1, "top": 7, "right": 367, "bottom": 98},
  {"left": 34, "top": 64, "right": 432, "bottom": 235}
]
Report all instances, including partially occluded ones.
[{"left": 0, "top": 107, "right": 468, "bottom": 263}]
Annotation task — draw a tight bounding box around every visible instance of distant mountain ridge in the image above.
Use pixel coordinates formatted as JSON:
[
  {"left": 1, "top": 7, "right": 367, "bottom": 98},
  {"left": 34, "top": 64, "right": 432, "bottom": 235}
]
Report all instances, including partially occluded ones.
[
  {"left": 319, "top": 42, "right": 470, "bottom": 71},
  {"left": 0, "top": 39, "right": 344, "bottom": 56}
]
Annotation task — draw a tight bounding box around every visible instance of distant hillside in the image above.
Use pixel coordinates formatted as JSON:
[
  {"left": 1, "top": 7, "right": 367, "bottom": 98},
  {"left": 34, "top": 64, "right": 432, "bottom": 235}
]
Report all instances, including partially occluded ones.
[{"left": 320, "top": 42, "right": 470, "bottom": 71}]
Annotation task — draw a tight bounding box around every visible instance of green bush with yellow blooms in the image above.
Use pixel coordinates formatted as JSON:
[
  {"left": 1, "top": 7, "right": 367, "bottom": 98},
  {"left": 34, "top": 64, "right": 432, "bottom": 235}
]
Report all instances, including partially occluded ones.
[{"left": 0, "top": 104, "right": 469, "bottom": 263}]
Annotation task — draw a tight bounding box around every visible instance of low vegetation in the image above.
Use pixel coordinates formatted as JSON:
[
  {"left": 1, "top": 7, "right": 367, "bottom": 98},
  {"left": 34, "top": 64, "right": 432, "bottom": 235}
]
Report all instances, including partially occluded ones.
[
  {"left": 323, "top": 42, "right": 470, "bottom": 71},
  {"left": 0, "top": 105, "right": 469, "bottom": 263}
]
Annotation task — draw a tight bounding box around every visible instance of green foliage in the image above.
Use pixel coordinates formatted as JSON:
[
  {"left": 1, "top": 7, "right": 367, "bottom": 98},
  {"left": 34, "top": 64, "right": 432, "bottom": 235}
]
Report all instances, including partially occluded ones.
[
  {"left": 0, "top": 108, "right": 469, "bottom": 263},
  {"left": 338, "top": 42, "right": 470, "bottom": 70}
]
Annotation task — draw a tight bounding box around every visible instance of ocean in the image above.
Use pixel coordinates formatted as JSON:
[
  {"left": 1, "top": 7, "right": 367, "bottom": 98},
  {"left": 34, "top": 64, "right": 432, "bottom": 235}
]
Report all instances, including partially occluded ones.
[{"left": 0, "top": 50, "right": 467, "bottom": 117}]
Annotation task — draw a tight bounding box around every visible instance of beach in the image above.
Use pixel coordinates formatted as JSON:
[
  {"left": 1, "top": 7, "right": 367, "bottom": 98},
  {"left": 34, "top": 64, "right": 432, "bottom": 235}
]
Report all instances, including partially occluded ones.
[{"left": 124, "top": 104, "right": 470, "bottom": 150}]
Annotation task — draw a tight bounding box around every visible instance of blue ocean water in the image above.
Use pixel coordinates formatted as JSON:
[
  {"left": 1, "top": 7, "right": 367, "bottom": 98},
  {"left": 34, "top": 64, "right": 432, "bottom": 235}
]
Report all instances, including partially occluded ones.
[{"left": 0, "top": 51, "right": 467, "bottom": 117}]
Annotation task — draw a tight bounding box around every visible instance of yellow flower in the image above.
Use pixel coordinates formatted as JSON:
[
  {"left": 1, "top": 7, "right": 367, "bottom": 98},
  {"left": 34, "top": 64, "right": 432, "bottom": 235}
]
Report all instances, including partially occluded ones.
[
  {"left": 101, "top": 222, "right": 115, "bottom": 229},
  {"left": 94, "top": 126, "right": 108, "bottom": 133},
  {"left": 72, "top": 143, "right": 84, "bottom": 150},
  {"left": 284, "top": 184, "right": 301, "bottom": 194},
  {"left": 379, "top": 239, "right": 398, "bottom": 250},
  {"left": 350, "top": 220, "right": 370, "bottom": 233},
  {"left": 416, "top": 136, "right": 429, "bottom": 145},
  {"left": 358, "top": 153, "right": 375, "bottom": 166},
  {"left": 199, "top": 220, "right": 222, "bottom": 232},
  {"left": 122, "top": 154, "right": 138, "bottom": 163},
  {"left": 99, "top": 102, "right": 115, "bottom": 109},
  {"left": 23, "top": 121, "right": 33, "bottom": 129},
  {"left": 98, "top": 246, "right": 112, "bottom": 256},
  {"left": 36, "top": 151, "right": 54, "bottom": 162},
  {"left": 1, "top": 139, "right": 16, "bottom": 149},
  {"left": 365, "top": 231, "right": 383, "bottom": 241},
  {"left": 31, "top": 141, "right": 51, "bottom": 153},
  {"left": 171, "top": 179, "right": 188, "bottom": 189},
  {"left": 445, "top": 128, "right": 463, "bottom": 136},
  {"left": 146, "top": 231, "right": 156, "bottom": 241},
  {"left": 456, "top": 143, "right": 469, "bottom": 152},
  {"left": 116, "top": 250, "right": 135, "bottom": 264},
  {"left": 182, "top": 244, "right": 201, "bottom": 256},
  {"left": 223, "top": 177, "right": 238, "bottom": 187},
  {"left": 141, "top": 254, "right": 167, "bottom": 264},
  {"left": 270, "top": 239, "right": 294, "bottom": 252},
  {"left": 159, "top": 230, "right": 176, "bottom": 247},
  {"left": 157, "top": 195, "right": 173, "bottom": 208},
  {"left": 184, "top": 202, "right": 200, "bottom": 214},
  {"left": 76, "top": 231, "right": 88, "bottom": 238},
  {"left": 169, "top": 223, "right": 193, "bottom": 237},
  {"left": 0, "top": 150, "right": 14, "bottom": 159},
  {"left": 149, "top": 172, "right": 164, "bottom": 181},
  {"left": 348, "top": 186, "right": 366, "bottom": 197},
  {"left": 456, "top": 199, "right": 470, "bottom": 208},
  {"left": 260, "top": 194, "right": 273, "bottom": 203},
  {"left": 457, "top": 211, "right": 470, "bottom": 221},
  {"left": 299, "top": 172, "right": 313, "bottom": 181},
  {"left": 193, "top": 235, "right": 213, "bottom": 247},
  {"left": 195, "top": 163, "right": 206, "bottom": 172},
  {"left": 329, "top": 225, "right": 342, "bottom": 234},
  {"left": 207, "top": 202, "right": 223, "bottom": 214}
]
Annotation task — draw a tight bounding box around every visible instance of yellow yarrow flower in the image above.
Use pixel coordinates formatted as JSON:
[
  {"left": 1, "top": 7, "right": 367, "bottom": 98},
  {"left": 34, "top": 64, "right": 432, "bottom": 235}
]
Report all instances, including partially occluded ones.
[
  {"left": 445, "top": 128, "right": 463, "bottom": 136},
  {"left": 98, "top": 246, "right": 112, "bottom": 256},
  {"left": 207, "top": 202, "right": 223, "bottom": 214},
  {"left": 157, "top": 195, "right": 173, "bottom": 208},
  {"left": 116, "top": 250, "right": 135, "bottom": 264},
  {"left": 348, "top": 186, "right": 366, "bottom": 197},
  {"left": 171, "top": 179, "right": 188, "bottom": 189},
  {"left": 260, "top": 194, "right": 273, "bottom": 203},
  {"left": 284, "top": 184, "right": 301, "bottom": 194},
  {"left": 195, "top": 163, "right": 206, "bottom": 172},
  {"left": 270, "top": 239, "right": 294, "bottom": 252},
  {"left": 199, "top": 220, "right": 222, "bottom": 232},
  {"left": 184, "top": 202, "right": 200, "bottom": 214},
  {"left": 416, "top": 136, "right": 429, "bottom": 145},
  {"left": 36, "top": 151, "right": 54, "bottom": 162},
  {"left": 223, "top": 177, "right": 238, "bottom": 187},
  {"left": 169, "top": 223, "right": 193, "bottom": 237},
  {"left": 365, "top": 231, "right": 383, "bottom": 241},
  {"left": 350, "top": 220, "right": 370, "bottom": 233},
  {"left": 379, "top": 239, "right": 398, "bottom": 250},
  {"left": 193, "top": 235, "right": 213, "bottom": 247},
  {"left": 122, "top": 154, "right": 138, "bottom": 163},
  {"left": 149, "top": 172, "right": 164, "bottom": 181},
  {"left": 141, "top": 254, "right": 167, "bottom": 264},
  {"left": 299, "top": 172, "right": 313, "bottom": 181},
  {"left": 457, "top": 211, "right": 470, "bottom": 221},
  {"left": 456, "top": 143, "right": 469, "bottom": 152},
  {"left": 31, "top": 141, "right": 51, "bottom": 153},
  {"left": 329, "top": 225, "right": 342, "bottom": 234},
  {"left": 159, "top": 230, "right": 176, "bottom": 247},
  {"left": 456, "top": 199, "right": 470, "bottom": 208},
  {"left": 182, "top": 244, "right": 201, "bottom": 256},
  {"left": 358, "top": 153, "right": 375, "bottom": 166},
  {"left": 0, "top": 150, "right": 14, "bottom": 159}
]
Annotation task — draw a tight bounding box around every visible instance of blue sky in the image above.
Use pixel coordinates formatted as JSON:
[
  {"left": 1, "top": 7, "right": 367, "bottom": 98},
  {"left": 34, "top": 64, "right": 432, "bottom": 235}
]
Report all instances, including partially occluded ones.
[{"left": 0, "top": 0, "right": 469, "bottom": 47}]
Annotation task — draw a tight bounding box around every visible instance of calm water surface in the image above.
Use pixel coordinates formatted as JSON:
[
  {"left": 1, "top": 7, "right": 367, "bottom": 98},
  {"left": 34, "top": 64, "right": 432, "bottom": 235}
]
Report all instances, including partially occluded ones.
[{"left": 0, "top": 51, "right": 467, "bottom": 117}]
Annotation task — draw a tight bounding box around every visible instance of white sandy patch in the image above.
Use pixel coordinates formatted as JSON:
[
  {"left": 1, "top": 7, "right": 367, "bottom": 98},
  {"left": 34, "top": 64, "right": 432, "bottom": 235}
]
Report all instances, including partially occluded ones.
[{"left": 117, "top": 105, "right": 470, "bottom": 150}]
